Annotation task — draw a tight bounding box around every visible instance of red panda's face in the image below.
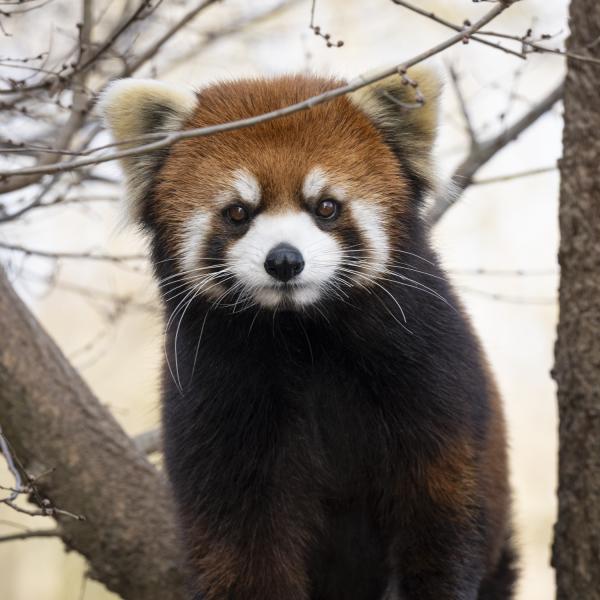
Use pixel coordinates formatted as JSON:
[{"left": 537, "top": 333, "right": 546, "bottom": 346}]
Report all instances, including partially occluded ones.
[
  {"left": 101, "top": 74, "right": 440, "bottom": 311},
  {"left": 162, "top": 162, "right": 399, "bottom": 309}
]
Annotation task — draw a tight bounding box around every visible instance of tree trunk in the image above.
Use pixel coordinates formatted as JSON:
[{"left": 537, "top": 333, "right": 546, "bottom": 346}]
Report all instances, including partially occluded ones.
[
  {"left": 0, "top": 267, "right": 187, "bottom": 600},
  {"left": 552, "top": 1, "right": 600, "bottom": 597}
]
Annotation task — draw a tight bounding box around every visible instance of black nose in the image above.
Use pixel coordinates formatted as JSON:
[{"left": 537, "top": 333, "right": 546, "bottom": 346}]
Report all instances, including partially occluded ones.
[{"left": 264, "top": 243, "right": 305, "bottom": 283}]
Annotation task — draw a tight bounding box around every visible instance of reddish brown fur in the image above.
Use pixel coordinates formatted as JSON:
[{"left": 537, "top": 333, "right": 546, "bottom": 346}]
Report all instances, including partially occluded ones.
[
  {"left": 480, "top": 366, "right": 511, "bottom": 571},
  {"left": 155, "top": 76, "right": 409, "bottom": 259},
  {"left": 424, "top": 437, "right": 478, "bottom": 519},
  {"left": 421, "top": 349, "right": 511, "bottom": 572},
  {"left": 185, "top": 505, "right": 314, "bottom": 600}
]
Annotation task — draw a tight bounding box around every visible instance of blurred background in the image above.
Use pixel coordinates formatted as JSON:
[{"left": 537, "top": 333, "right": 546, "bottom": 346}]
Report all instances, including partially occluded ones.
[{"left": 0, "top": 0, "right": 567, "bottom": 598}]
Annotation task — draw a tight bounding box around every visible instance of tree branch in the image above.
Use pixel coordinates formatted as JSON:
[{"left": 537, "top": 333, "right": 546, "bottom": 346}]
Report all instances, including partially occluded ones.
[
  {"left": 448, "top": 64, "right": 479, "bottom": 148},
  {"left": 472, "top": 164, "right": 557, "bottom": 185},
  {"left": 134, "top": 428, "right": 162, "bottom": 455},
  {"left": 121, "top": 0, "right": 222, "bottom": 76},
  {"left": 0, "top": 242, "right": 146, "bottom": 262},
  {"left": 0, "top": 1, "right": 512, "bottom": 181},
  {"left": 477, "top": 29, "right": 600, "bottom": 66},
  {"left": 0, "top": 0, "right": 94, "bottom": 194},
  {"left": 0, "top": 425, "right": 22, "bottom": 502},
  {"left": 0, "top": 528, "right": 61, "bottom": 543},
  {"left": 390, "top": 0, "right": 526, "bottom": 60},
  {"left": 0, "top": 265, "right": 187, "bottom": 600},
  {"left": 426, "top": 80, "right": 564, "bottom": 225}
]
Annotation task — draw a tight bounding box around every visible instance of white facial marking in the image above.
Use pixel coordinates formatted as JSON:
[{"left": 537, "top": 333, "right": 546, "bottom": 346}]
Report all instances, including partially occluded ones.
[
  {"left": 350, "top": 201, "right": 390, "bottom": 277},
  {"left": 232, "top": 169, "right": 261, "bottom": 207},
  {"left": 302, "top": 167, "right": 328, "bottom": 199},
  {"left": 180, "top": 211, "right": 211, "bottom": 275},
  {"left": 227, "top": 211, "right": 342, "bottom": 308}
]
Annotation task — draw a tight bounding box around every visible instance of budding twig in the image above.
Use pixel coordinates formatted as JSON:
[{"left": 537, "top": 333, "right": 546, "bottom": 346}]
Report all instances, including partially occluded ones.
[
  {"left": 0, "top": 1, "right": 512, "bottom": 181},
  {"left": 309, "top": 0, "right": 344, "bottom": 48}
]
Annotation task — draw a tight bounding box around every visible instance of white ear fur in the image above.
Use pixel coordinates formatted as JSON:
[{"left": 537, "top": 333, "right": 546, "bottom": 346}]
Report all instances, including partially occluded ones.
[
  {"left": 99, "top": 78, "right": 198, "bottom": 223},
  {"left": 350, "top": 66, "right": 442, "bottom": 190}
]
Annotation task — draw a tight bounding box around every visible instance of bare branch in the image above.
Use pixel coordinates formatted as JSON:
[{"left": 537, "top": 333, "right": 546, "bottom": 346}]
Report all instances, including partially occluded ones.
[
  {"left": 3, "top": 498, "right": 84, "bottom": 520},
  {"left": 134, "top": 428, "right": 162, "bottom": 455},
  {"left": 448, "top": 65, "right": 479, "bottom": 148},
  {"left": 163, "top": 0, "right": 304, "bottom": 74},
  {"left": 1, "top": 425, "right": 85, "bottom": 519},
  {"left": 0, "top": 425, "right": 22, "bottom": 503},
  {"left": 73, "top": 0, "right": 157, "bottom": 76},
  {"left": 451, "top": 267, "right": 556, "bottom": 277},
  {"left": 15, "top": 268, "right": 159, "bottom": 314},
  {"left": 309, "top": 0, "right": 344, "bottom": 48},
  {"left": 0, "top": 265, "right": 187, "bottom": 599},
  {"left": 427, "top": 80, "right": 564, "bottom": 225},
  {"left": 0, "top": 1, "right": 513, "bottom": 182},
  {"left": 0, "top": 528, "right": 61, "bottom": 543},
  {"left": 0, "top": 0, "right": 95, "bottom": 194},
  {"left": 390, "top": 0, "right": 526, "bottom": 60},
  {"left": 478, "top": 29, "right": 600, "bottom": 66},
  {"left": 459, "top": 286, "right": 556, "bottom": 306},
  {"left": 121, "top": 0, "right": 222, "bottom": 76},
  {"left": 472, "top": 165, "right": 557, "bottom": 185},
  {"left": 0, "top": 174, "right": 61, "bottom": 223},
  {"left": 0, "top": 242, "right": 146, "bottom": 262}
]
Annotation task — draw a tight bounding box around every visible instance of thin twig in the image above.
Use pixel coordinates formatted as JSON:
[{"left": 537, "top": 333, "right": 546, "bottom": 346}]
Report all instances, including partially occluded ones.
[
  {"left": 0, "top": 427, "right": 84, "bottom": 519},
  {"left": 473, "top": 165, "right": 557, "bottom": 185},
  {"left": 0, "top": 426, "right": 22, "bottom": 503},
  {"left": 459, "top": 285, "right": 556, "bottom": 306},
  {"left": 0, "top": 242, "right": 147, "bottom": 262},
  {"left": 0, "top": 528, "right": 61, "bottom": 543},
  {"left": 4, "top": 499, "right": 84, "bottom": 520},
  {"left": 448, "top": 65, "right": 478, "bottom": 148},
  {"left": 122, "top": 0, "right": 221, "bottom": 76},
  {"left": 0, "top": 0, "right": 95, "bottom": 194},
  {"left": 450, "top": 267, "right": 556, "bottom": 277},
  {"left": 14, "top": 268, "right": 159, "bottom": 314},
  {"left": 73, "top": 0, "right": 158, "bottom": 76},
  {"left": 309, "top": 0, "right": 344, "bottom": 48},
  {"left": 390, "top": 0, "right": 526, "bottom": 59},
  {"left": 0, "top": 174, "right": 61, "bottom": 223},
  {"left": 0, "top": 2, "right": 513, "bottom": 181},
  {"left": 134, "top": 428, "right": 162, "bottom": 455},
  {"left": 163, "top": 0, "right": 303, "bottom": 74},
  {"left": 477, "top": 30, "right": 600, "bottom": 66},
  {"left": 427, "top": 80, "right": 564, "bottom": 224}
]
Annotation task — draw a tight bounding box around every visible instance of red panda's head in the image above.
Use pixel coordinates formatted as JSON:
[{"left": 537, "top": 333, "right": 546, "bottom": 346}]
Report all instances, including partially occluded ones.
[{"left": 101, "top": 72, "right": 440, "bottom": 310}]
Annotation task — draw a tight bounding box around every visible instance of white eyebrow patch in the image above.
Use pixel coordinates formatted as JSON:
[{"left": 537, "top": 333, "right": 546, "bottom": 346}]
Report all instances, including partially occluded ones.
[
  {"left": 232, "top": 169, "right": 261, "bottom": 206},
  {"left": 303, "top": 166, "right": 328, "bottom": 199},
  {"left": 350, "top": 201, "right": 390, "bottom": 276},
  {"left": 180, "top": 211, "right": 211, "bottom": 275}
]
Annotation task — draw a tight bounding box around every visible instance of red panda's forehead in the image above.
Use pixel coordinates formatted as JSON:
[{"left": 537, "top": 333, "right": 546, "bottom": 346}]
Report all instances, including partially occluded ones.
[{"left": 157, "top": 76, "right": 407, "bottom": 218}]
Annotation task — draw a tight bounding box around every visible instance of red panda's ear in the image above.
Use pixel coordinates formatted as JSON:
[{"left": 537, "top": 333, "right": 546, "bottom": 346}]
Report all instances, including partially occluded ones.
[
  {"left": 99, "top": 78, "right": 198, "bottom": 224},
  {"left": 350, "top": 66, "right": 442, "bottom": 191}
]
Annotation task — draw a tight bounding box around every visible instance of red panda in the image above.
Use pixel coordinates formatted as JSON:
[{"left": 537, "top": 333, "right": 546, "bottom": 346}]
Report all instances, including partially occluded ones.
[{"left": 101, "top": 71, "right": 516, "bottom": 600}]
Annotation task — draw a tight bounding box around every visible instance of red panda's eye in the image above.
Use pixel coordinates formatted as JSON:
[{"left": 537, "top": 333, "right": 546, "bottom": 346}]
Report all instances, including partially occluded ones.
[
  {"left": 226, "top": 205, "right": 249, "bottom": 224},
  {"left": 315, "top": 199, "right": 338, "bottom": 219}
]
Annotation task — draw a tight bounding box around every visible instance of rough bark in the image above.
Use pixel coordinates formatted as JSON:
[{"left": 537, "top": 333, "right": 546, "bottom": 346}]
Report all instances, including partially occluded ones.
[
  {"left": 0, "top": 266, "right": 186, "bottom": 600},
  {"left": 552, "top": 1, "right": 600, "bottom": 598}
]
